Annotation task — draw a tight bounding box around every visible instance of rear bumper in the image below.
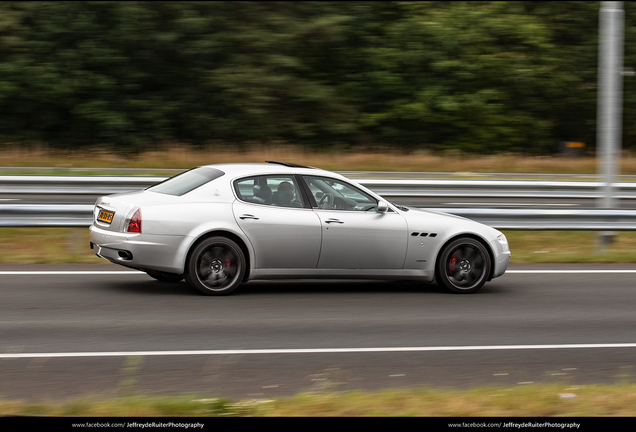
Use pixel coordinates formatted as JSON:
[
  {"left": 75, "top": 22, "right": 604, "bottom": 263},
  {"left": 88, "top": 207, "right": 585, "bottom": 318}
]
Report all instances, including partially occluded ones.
[{"left": 89, "top": 225, "right": 188, "bottom": 274}]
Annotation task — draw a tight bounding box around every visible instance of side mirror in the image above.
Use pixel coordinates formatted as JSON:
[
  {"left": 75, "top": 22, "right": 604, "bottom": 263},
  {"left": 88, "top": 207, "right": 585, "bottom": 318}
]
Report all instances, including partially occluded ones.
[{"left": 377, "top": 200, "right": 388, "bottom": 213}]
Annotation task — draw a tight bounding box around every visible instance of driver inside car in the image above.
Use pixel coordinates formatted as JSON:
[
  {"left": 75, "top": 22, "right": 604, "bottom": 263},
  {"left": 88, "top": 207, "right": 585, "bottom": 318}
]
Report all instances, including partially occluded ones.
[{"left": 274, "top": 181, "right": 302, "bottom": 207}]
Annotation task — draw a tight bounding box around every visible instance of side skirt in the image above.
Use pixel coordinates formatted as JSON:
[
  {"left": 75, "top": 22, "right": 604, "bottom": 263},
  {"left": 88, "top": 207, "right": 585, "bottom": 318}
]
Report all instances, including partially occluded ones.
[{"left": 248, "top": 268, "right": 434, "bottom": 282}]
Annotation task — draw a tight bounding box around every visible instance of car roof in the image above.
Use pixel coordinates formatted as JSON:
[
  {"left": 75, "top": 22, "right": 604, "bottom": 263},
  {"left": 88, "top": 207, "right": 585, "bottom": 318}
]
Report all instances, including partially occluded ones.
[{"left": 199, "top": 162, "right": 337, "bottom": 179}]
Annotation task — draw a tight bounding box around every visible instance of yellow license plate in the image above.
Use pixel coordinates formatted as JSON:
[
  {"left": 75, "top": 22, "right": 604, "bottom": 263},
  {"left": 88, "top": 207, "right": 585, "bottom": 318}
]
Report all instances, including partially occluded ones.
[{"left": 97, "top": 209, "right": 114, "bottom": 224}]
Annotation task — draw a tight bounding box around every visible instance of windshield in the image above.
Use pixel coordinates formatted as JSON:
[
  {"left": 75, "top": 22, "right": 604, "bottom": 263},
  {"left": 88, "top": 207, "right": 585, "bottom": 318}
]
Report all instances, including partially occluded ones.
[{"left": 147, "top": 167, "right": 225, "bottom": 196}]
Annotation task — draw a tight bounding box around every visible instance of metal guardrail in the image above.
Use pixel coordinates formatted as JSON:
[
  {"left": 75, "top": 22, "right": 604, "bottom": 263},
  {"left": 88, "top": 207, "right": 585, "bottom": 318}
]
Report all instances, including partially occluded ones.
[
  {"left": 2, "top": 174, "right": 636, "bottom": 200},
  {"left": 2, "top": 174, "right": 636, "bottom": 229},
  {"left": 3, "top": 204, "right": 636, "bottom": 230},
  {"left": 0, "top": 204, "right": 94, "bottom": 227},
  {"left": 426, "top": 208, "right": 636, "bottom": 230},
  {"left": 355, "top": 179, "right": 636, "bottom": 200},
  {"left": 0, "top": 175, "right": 162, "bottom": 195}
]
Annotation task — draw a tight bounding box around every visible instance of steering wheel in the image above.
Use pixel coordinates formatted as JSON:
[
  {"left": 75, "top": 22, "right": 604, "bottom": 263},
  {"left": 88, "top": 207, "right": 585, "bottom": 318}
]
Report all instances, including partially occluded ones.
[{"left": 319, "top": 193, "right": 335, "bottom": 209}]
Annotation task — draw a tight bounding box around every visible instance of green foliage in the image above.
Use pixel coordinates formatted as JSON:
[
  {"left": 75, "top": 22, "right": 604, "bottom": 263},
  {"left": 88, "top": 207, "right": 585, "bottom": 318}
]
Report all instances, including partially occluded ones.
[{"left": 0, "top": 1, "right": 632, "bottom": 153}]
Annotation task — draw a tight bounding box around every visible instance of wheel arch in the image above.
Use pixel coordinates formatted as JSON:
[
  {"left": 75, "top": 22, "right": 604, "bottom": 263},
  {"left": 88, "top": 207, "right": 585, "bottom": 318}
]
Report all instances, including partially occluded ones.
[{"left": 186, "top": 230, "right": 252, "bottom": 282}]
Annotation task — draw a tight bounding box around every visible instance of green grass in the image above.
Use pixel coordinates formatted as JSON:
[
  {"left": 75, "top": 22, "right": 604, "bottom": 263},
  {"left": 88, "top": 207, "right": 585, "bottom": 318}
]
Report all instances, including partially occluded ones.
[
  {"left": 503, "top": 230, "right": 636, "bottom": 263},
  {"left": 1, "top": 228, "right": 635, "bottom": 264},
  {"left": 1, "top": 383, "right": 636, "bottom": 416}
]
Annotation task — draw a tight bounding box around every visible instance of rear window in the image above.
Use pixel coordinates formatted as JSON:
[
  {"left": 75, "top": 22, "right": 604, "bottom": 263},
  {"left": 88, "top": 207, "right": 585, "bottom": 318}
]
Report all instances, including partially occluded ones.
[{"left": 147, "top": 167, "right": 225, "bottom": 196}]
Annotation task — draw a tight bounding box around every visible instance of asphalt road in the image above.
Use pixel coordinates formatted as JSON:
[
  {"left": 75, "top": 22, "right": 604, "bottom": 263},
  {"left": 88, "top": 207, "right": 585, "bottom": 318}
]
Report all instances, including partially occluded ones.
[{"left": 1, "top": 263, "right": 636, "bottom": 401}]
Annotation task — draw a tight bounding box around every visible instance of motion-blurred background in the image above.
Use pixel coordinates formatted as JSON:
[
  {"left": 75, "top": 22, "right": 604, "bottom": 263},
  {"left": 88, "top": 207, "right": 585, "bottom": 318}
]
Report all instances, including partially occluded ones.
[{"left": 0, "top": 1, "right": 631, "bottom": 155}]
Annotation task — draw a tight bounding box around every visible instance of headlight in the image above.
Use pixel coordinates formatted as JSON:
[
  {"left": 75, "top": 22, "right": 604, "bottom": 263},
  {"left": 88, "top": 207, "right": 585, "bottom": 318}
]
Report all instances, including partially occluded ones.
[{"left": 496, "top": 233, "right": 509, "bottom": 251}]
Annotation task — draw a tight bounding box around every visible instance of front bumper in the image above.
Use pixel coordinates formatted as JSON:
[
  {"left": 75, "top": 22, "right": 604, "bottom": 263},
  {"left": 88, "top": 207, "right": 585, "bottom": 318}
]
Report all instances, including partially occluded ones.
[{"left": 493, "top": 250, "right": 511, "bottom": 278}]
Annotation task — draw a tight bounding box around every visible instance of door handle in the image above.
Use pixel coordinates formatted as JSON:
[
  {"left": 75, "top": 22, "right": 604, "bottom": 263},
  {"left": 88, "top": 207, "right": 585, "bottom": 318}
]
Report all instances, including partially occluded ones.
[
  {"left": 325, "top": 218, "right": 343, "bottom": 224},
  {"left": 239, "top": 214, "right": 259, "bottom": 220}
]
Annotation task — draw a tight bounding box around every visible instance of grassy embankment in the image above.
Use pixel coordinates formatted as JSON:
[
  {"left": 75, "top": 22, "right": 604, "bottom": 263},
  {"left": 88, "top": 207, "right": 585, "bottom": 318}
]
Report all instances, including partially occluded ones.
[
  {"left": 2, "top": 146, "right": 636, "bottom": 264},
  {"left": 2, "top": 383, "right": 636, "bottom": 416},
  {"left": 2, "top": 144, "right": 636, "bottom": 174}
]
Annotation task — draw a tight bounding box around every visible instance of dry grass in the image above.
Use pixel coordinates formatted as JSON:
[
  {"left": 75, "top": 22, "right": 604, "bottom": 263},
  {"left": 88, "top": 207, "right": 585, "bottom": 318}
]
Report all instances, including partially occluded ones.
[
  {"left": 503, "top": 230, "right": 636, "bottom": 263},
  {"left": 268, "top": 385, "right": 636, "bottom": 416},
  {"left": 0, "top": 228, "right": 103, "bottom": 264},
  {"left": 3, "top": 144, "right": 636, "bottom": 174},
  {"left": 2, "top": 384, "right": 636, "bottom": 416}
]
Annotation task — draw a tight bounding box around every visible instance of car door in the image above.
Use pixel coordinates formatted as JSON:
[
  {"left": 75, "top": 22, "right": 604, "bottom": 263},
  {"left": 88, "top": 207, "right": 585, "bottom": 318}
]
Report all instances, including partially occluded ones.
[
  {"left": 302, "top": 175, "right": 408, "bottom": 269},
  {"left": 232, "top": 174, "right": 322, "bottom": 269}
]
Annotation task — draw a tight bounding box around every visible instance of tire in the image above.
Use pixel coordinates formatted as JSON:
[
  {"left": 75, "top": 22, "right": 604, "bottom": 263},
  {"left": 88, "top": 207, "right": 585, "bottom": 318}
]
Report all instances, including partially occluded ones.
[
  {"left": 146, "top": 270, "right": 183, "bottom": 283},
  {"left": 436, "top": 237, "right": 491, "bottom": 294},
  {"left": 185, "top": 236, "right": 246, "bottom": 296}
]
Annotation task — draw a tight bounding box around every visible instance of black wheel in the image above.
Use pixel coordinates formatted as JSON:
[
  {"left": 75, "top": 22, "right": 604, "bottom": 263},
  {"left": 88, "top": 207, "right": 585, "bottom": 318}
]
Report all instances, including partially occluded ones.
[
  {"left": 146, "top": 270, "right": 183, "bottom": 283},
  {"left": 185, "top": 236, "right": 246, "bottom": 296},
  {"left": 436, "top": 237, "right": 491, "bottom": 294}
]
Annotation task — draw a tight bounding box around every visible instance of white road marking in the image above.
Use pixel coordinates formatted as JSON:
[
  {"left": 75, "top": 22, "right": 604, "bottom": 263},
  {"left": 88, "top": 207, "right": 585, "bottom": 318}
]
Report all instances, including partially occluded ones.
[
  {"left": 506, "top": 270, "right": 636, "bottom": 274},
  {"left": 0, "top": 271, "right": 145, "bottom": 275},
  {"left": 2, "top": 343, "right": 636, "bottom": 359}
]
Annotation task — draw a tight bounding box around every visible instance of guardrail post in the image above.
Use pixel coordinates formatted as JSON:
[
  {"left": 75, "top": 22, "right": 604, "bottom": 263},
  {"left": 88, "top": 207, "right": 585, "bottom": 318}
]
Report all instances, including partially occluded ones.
[{"left": 597, "top": 1, "right": 624, "bottom": 252}]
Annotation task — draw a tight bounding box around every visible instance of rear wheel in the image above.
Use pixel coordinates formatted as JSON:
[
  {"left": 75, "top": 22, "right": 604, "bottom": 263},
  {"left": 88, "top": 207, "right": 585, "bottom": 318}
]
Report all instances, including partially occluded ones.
[
  {"left": 185, "top": 236, "right": 246, "bottom": 296},
  {"left": 146, "top": 270, "right": 183, "bottom": 283},
  {"left": 436, "top": 237, "right": 491, "bottom": 294}
]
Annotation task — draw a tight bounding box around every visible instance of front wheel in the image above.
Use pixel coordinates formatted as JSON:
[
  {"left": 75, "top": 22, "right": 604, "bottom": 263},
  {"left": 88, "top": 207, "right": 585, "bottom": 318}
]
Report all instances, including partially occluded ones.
[
  {"left": 185, "top": 236, "right": 246, "bottom": 296},
  {"left": 436, "top": 237, "right": 491, "bottom": 294}
]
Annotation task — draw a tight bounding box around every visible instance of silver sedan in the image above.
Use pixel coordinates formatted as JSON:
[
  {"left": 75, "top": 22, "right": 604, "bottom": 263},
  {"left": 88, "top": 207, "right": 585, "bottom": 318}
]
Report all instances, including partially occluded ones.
[{"left": 89, "top": 162, "right": 510, "bottom": 295}]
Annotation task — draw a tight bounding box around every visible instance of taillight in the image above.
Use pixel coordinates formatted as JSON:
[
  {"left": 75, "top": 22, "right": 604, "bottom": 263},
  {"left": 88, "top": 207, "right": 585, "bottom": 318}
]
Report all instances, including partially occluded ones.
[{"left": 126, "top": 208, "right": 142, "bottom": 233}]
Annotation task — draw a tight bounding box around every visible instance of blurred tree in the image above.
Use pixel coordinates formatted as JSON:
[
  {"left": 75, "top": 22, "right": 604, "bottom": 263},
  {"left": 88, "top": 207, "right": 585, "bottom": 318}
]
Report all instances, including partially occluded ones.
[
  {"left": 202, "top": 1, "right": 359, "bottom": 145},
  {"left": 621, "top": 2, "right": 636, "bottom": 152},
  {"left": 340, "top": 1, "right": 580, "bottom": 152},
  {"left": 0, "top": 1, "right": 633, "bottom": 154}
]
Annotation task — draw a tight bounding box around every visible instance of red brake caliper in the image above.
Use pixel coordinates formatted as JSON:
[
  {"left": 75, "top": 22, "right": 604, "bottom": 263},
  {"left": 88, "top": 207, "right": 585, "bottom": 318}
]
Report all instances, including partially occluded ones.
[
  {"left": 225, "top": 259, "right": 231, "bottom": 275},
  {"left": 448, "top": 255, "right": 457, "bottom": 274}
]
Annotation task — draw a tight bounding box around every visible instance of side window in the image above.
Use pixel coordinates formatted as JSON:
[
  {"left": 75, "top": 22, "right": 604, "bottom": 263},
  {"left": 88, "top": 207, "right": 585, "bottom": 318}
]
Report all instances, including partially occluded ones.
[
  {"left": 303, "top": 176, "right": 379, "bottom": 212},
  {"left": 234, "top": 175, "right": 305, "bottom": 208}
]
